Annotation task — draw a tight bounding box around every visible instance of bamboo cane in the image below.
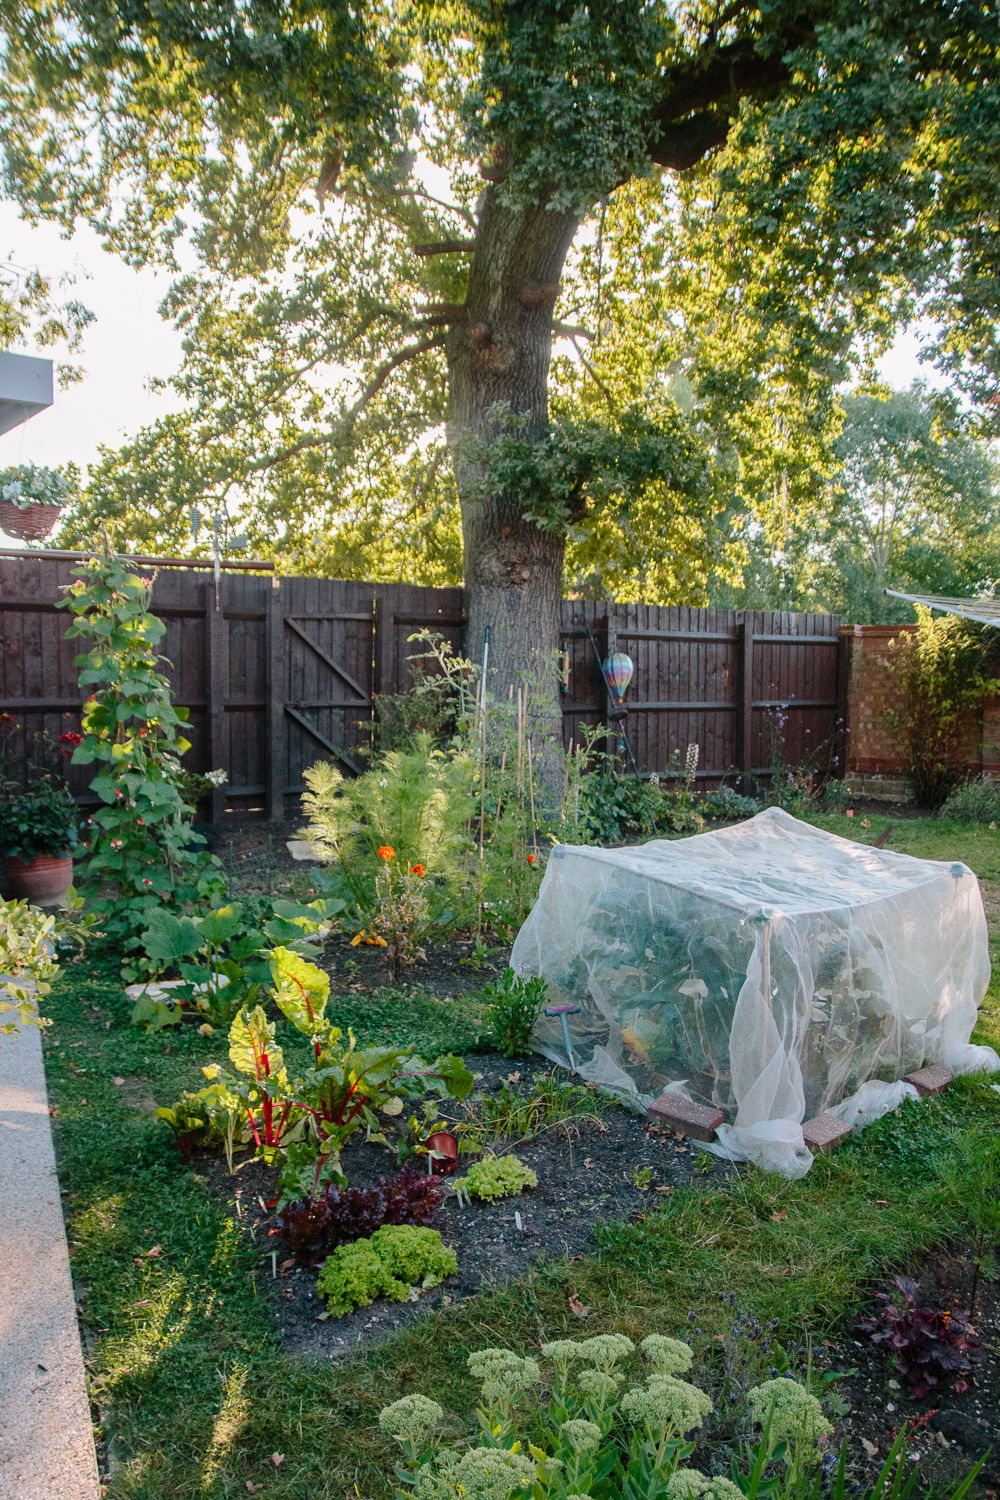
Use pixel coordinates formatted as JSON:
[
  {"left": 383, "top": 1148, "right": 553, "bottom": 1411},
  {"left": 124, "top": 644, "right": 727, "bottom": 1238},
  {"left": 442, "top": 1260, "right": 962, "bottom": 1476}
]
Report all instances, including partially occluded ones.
[
  {"left": 517, "top": 687, "right": 524, "bottom": 802},
  {"left": 527, "top": 738, "right": 539, "bottom": 860},
  {"left": 560, "top": 737, "right": 572, "bottom": 823}
]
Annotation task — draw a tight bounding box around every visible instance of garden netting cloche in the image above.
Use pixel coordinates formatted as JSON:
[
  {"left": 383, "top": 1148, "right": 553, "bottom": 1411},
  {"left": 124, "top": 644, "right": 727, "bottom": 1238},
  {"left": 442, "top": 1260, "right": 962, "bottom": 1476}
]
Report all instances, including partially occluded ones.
[{"left": 512, "top": 808, "right": 998, "bottom": 1177}]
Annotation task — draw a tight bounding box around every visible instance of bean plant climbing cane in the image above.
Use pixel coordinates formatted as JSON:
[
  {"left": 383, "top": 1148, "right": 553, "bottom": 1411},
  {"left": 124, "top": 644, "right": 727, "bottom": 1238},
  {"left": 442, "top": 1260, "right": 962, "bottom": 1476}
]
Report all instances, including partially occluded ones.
[{"left": 56, "top": 553, "right": 224, "bottom": 942}]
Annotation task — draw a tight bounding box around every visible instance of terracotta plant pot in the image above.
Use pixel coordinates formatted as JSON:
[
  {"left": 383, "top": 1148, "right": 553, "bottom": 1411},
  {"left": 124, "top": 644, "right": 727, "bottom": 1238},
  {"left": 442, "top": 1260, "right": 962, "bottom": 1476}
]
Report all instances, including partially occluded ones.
[
  {"left": 0, "top": 500, "right": 62, "bottom": 541},
  {"left": 426, "top": 1130, "right": 459, "bottom": 1176},
  {"left": 3, "top": 853, "right": 73, "bottom": 905}
]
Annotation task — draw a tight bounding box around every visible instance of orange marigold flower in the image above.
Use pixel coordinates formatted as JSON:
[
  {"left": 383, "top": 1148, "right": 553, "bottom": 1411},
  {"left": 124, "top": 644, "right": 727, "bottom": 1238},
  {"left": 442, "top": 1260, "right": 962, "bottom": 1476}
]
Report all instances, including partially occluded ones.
[
  {"left": 410, "top": 863, "right": 426, "bottom": 877},
  {"left": 527, "top": 853, "right": 537, "bottom": 865},
  {"left": 376, "top": 845, "right": 395, "bottom": 861}
]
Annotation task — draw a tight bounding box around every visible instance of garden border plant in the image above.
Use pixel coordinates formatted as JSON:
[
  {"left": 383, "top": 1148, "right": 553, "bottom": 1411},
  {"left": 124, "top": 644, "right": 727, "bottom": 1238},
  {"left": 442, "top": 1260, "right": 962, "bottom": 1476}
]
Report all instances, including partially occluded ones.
[{"left": 57, "top": 551, "right": 227, "bottom": 957}]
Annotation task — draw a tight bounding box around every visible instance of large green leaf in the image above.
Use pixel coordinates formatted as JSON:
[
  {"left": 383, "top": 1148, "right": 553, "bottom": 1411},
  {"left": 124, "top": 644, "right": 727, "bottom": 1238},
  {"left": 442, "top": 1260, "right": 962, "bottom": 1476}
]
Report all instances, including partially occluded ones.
[
  {"left": 270, "top": 946, "right": 329, "bottom": 1035},
  {"left": 195, "top": 902, "right": 244, "bottom": 945},
  {"left": 141, "top": 908, "right": 203, "bottom": 964},
  {"left": 229, "top": 1005, "right": 283, "bottom": 1081}
]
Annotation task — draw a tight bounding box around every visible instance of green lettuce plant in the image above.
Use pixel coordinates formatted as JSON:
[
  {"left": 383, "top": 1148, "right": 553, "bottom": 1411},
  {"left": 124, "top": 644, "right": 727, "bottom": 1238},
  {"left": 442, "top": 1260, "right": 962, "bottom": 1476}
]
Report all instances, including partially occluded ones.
[
  {"left": 316, "top": 1224, "right": 456, "bottom": 1315},
  {"left": 56, "top": 553, "right": 225, "bottom": 950},
  {"left": 457, "top": 1153, "right": 538, "bottom": 1203}
]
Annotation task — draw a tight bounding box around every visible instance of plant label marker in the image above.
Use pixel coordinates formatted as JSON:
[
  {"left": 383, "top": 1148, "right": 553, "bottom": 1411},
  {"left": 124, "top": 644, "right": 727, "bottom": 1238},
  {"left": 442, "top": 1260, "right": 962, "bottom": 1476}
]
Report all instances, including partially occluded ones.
[
  {"left": 515, "top": 1210, "right": 523, "bottom": 1234},
  {"left": 545, "top": 1004, "right": 580, "bottom": 1072},
  {"left": 271, "top": 1251, "right": 277, "bottom": 1279}
]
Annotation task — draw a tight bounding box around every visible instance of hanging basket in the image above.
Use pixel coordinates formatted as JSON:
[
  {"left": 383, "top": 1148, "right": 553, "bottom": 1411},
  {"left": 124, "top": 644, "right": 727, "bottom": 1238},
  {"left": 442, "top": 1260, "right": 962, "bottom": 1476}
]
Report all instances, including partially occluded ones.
[{"left": 0, "top": 500, "right": 63, "bottom": 541}]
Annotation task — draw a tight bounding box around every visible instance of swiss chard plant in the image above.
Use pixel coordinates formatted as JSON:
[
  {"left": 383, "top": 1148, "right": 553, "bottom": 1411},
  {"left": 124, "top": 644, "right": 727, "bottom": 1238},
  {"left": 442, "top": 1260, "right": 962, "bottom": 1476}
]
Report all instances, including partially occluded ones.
[
  {"left": 201, "top": 946, "right": 474, "bottom": 1204},
  {"left": 56, "top": 553, "right": 225, "bottom": 953}
]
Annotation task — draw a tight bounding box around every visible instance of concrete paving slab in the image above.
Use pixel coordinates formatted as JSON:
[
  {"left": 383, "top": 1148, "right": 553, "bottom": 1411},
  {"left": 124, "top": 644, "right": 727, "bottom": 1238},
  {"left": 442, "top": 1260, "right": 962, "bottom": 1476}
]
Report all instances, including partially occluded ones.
[{"left": 0, "top": 1023, "right": 100, "bottom": 1499}]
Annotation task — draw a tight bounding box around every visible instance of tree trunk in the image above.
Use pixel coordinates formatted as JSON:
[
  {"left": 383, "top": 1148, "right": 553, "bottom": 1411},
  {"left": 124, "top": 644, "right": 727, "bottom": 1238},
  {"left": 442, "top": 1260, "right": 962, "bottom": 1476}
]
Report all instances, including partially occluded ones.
[{"left": 446, "top": 188, "right": 579, "bottom": 723}]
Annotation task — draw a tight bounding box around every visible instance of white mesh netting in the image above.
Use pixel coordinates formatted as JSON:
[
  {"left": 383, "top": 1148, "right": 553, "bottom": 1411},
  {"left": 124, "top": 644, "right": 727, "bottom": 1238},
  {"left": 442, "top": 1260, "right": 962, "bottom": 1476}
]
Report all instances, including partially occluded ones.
[{"left": 511, "top": 808, "right": 998, "bottom": 1178}]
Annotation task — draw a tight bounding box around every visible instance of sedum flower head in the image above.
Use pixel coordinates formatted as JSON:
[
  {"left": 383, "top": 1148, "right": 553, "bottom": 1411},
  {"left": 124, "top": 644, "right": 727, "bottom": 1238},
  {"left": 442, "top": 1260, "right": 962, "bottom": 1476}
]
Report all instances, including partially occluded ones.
[
  {"left": 748, "top": 1379, "right": 832, "bottom": 1444},
  {"left": 577, "top": 1368, "right": 619, "bottom": 1400},
  {"left": 467, "top": 1348, "right": 540, "bottom": 1402},
  {"left": 667, "top": 1472, "right": 711, "bottom": 1500},
  {"left": 541, "top": 1338, "right": 589, "bottom": 1368},
  {"left": 575, "top": 1333, "right": 635, "bottom": 1371},
  {"left": 378, "top": 1394, "right": 444, "bottom": 1439},
  {"left": 621, "top": 1376, "right": 713, "bottom": 1435},
  {"left": 641, "top": 1334, "right": 693, "bottom": 1377},
  {"left": 559, "top": 1419, "right": 601, "bottom": 1454},
  {"left": 668, "top": 1472, "right": 744, "bottom": 1500},
  {"left": 450, "top": 1446, "right": 536, "bottom": 1499}
]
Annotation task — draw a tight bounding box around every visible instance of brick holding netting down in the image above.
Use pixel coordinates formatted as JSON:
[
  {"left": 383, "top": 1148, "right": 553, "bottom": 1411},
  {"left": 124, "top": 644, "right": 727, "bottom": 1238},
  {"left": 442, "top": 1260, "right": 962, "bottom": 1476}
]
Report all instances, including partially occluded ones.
[{"left": 647, "top": 1093, "right": 725, "bottom": 1142}]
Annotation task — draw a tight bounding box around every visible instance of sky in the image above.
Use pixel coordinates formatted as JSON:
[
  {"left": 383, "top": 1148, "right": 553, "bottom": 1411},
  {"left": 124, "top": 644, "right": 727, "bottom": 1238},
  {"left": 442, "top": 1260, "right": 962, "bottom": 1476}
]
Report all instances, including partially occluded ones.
[{"left": 0, "top": 198, "right": 949, "bottom": 484}]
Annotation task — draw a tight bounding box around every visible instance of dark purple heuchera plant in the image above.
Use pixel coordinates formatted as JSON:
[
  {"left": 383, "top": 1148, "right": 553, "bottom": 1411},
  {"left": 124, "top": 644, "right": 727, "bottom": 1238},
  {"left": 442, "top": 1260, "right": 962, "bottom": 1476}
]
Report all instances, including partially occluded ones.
[
  {"left": 859, "top": 1276, "right": 984, "bottom": 1398},
  {"left": 272, "top": 1161, "right": 444, "bottom": 1261}
]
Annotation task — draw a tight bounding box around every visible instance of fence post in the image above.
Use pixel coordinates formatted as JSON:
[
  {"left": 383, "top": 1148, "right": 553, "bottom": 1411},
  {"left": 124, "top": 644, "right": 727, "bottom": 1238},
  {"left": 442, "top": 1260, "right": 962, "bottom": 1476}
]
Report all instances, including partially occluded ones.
[
  {"left": 266, "top": 582, "right": 285, "bottom": 821},
  {"left": 836, "top": 628, "right": 853, "bottom": 782},
  {"left": 735, "top": 619, "right": 754, "bottom": 791},
  {"left": 205, "top": 581, "right": 228, "bottom": 824}
]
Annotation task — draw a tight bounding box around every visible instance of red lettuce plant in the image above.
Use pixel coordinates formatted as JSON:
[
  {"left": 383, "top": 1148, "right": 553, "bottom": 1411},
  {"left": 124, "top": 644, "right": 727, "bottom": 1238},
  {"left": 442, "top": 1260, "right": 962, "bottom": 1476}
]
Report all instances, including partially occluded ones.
[
  {"left": 858, "top": 1276, "right": 983, "bottom": 1398},
  {"left": 272, "top": 1162, "right": 444, "bottom": 1260}
]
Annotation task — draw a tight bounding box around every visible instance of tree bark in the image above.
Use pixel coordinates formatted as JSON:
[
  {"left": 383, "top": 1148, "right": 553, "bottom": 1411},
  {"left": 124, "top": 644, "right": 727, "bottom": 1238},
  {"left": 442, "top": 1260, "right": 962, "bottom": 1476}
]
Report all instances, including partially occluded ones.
[{"left": 446, "top": 187, "right": 579, "bottom": 719}]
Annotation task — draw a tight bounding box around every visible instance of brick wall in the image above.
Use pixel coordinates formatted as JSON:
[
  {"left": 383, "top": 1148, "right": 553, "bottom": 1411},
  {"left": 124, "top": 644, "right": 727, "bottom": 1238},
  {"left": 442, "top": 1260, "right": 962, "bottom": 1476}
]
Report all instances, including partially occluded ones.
[{"left": 843, "top": 623, "right": 1000, "bottom": 800}]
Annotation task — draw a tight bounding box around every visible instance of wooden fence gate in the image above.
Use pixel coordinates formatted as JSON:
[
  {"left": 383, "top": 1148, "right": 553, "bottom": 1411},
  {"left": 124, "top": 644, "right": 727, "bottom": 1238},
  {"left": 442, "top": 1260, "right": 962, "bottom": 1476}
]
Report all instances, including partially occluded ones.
[{"left": 0, "top": 552, "right": 844, "bottom": 821}]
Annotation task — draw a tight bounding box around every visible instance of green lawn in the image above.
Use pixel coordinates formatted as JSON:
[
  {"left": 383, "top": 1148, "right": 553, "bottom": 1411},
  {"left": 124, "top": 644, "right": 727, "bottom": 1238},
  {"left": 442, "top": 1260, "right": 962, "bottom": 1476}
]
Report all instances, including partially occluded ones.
[{"left": 42, "top": 815, "right": 1000, "bottom": 1498}]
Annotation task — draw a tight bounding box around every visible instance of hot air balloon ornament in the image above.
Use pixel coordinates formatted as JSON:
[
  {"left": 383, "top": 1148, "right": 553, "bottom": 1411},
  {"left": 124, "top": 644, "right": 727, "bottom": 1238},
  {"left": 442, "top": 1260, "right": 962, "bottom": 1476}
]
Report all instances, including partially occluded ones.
[{"left": 603, "top": 651, "right": 634, "bottom": 705}]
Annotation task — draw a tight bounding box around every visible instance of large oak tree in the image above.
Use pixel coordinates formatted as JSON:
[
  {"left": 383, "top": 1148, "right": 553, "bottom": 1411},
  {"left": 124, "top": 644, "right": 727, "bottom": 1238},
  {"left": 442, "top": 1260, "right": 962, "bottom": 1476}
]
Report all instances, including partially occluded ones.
[{"left": 1, "top": 0, "right": 997, "bottom": 699}]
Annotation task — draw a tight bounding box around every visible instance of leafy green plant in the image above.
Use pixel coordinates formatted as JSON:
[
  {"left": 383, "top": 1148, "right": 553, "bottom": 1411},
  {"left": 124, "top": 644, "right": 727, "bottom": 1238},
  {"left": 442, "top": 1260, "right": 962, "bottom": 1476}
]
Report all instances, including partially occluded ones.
[
  {"left": 0, "top": 777, "right": 79, "bottom": 860},
  {"left": 128, "top": 893, "right": 342, "bottom": 1030},
  {"left": 882, "top": 607, "right": 995, "bottom": 808},
  {"left": 381, "top": 1335, "right": 984, "bottom": 1500},
  {"left": 316, "top": 1224, "right": 456, "bottom": 1316},
  {"left": 56, "top": 554, "right": 225, "bottom": 946},
  {"left": 372, "top": 630, "right": 479, "bottom": 752},
  {"left": 483, "top": 967, "right": 548, "bottom": 1057},
  {"left": 0, "top": 898, "right": 60, "bottom": 1037},
  {"left": 822, "top": 778, "right": 852, "bottom": 812},
  {"left": 155, "top": 1093, "right": 217, "bottom": 1161},
  {"left": 203, "top": 946, "right": 473, "bottom": 1203},
  {"left": 457, "top": 1153, "right": 538, "bottom": 1202},
  {"left": 701, "top": 784, "right": 765, "bottom": 821},
  {"left": 299, "top": 737, "right": 475, "bottom": 921},
  {"left": 940, "top": 777, "right": 1000, "bottom": 824},
  {"left": 460, "top": 1072, "right": 610, "bottom": 1153}
]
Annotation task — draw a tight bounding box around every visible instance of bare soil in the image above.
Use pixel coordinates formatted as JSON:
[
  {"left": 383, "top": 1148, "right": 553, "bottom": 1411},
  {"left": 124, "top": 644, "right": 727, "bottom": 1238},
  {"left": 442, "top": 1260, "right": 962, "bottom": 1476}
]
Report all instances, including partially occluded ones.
[
  {"left": 198, "top": 1050, "right": 735, "bottom": 1362},
  {"left": 823, "top": 1248, "right": 999, "bottom": 1492}
]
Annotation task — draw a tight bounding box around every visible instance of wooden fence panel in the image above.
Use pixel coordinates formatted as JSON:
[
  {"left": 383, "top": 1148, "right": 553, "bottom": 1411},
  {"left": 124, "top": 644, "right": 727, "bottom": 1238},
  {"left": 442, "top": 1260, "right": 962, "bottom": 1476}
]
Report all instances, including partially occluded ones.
[{"left": 0, "top": 554, "right": 842, "bottom": 818}]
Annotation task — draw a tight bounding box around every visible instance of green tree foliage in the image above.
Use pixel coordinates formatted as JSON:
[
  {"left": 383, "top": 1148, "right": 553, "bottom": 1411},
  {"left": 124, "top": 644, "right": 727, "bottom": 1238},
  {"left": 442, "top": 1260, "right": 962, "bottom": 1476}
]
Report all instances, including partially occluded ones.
[{"left": 1, "top": 0, "right": 998, "bottom": 653}]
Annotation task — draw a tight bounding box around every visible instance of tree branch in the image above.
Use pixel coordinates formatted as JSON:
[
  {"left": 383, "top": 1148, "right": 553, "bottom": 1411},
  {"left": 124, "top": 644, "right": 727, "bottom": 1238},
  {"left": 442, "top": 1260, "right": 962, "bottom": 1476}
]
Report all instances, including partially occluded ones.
[
  {"left": 648, "top": 26, "right": 814, "bottom": 169},
  {"left": 568, "top": 336, "right": 616, "bottom": 409},
  {"left": 242, "top": 335, "right": 447, "bottom": 474},
  {"left": 554, "top": 320, "right": 595, "bottom": 342},
  {"left": 413, "top": 239, "right": 477, "bottom": 257}
]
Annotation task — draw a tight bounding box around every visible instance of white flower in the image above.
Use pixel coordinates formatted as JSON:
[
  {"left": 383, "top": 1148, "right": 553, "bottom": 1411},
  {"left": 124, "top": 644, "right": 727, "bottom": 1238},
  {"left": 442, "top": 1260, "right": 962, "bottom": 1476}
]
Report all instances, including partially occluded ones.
[
  {"left": 206, "top": 768, "right": 228, "bottom": 787},
  {"left": 747, "top": 1379, "right": 832, "bottom": 1444},
  {"left": 620, "top": 1376, "right": 713, "bottom": 1435},
  {"left": 575, "top": 1333, "right": 635, "bottom": 1371},
  {"left": 379, "top": 1394, "right": 444, "bottom": 1439},
  {"left": 559, "top": 1419, "right": 601, "bottom": 1453},
  {"left": 450, "top": 1447, "right": 536, "bottom": 1499},
  {"left": 641, "top": 1334, "right": 693, "bottom": 1377}
]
